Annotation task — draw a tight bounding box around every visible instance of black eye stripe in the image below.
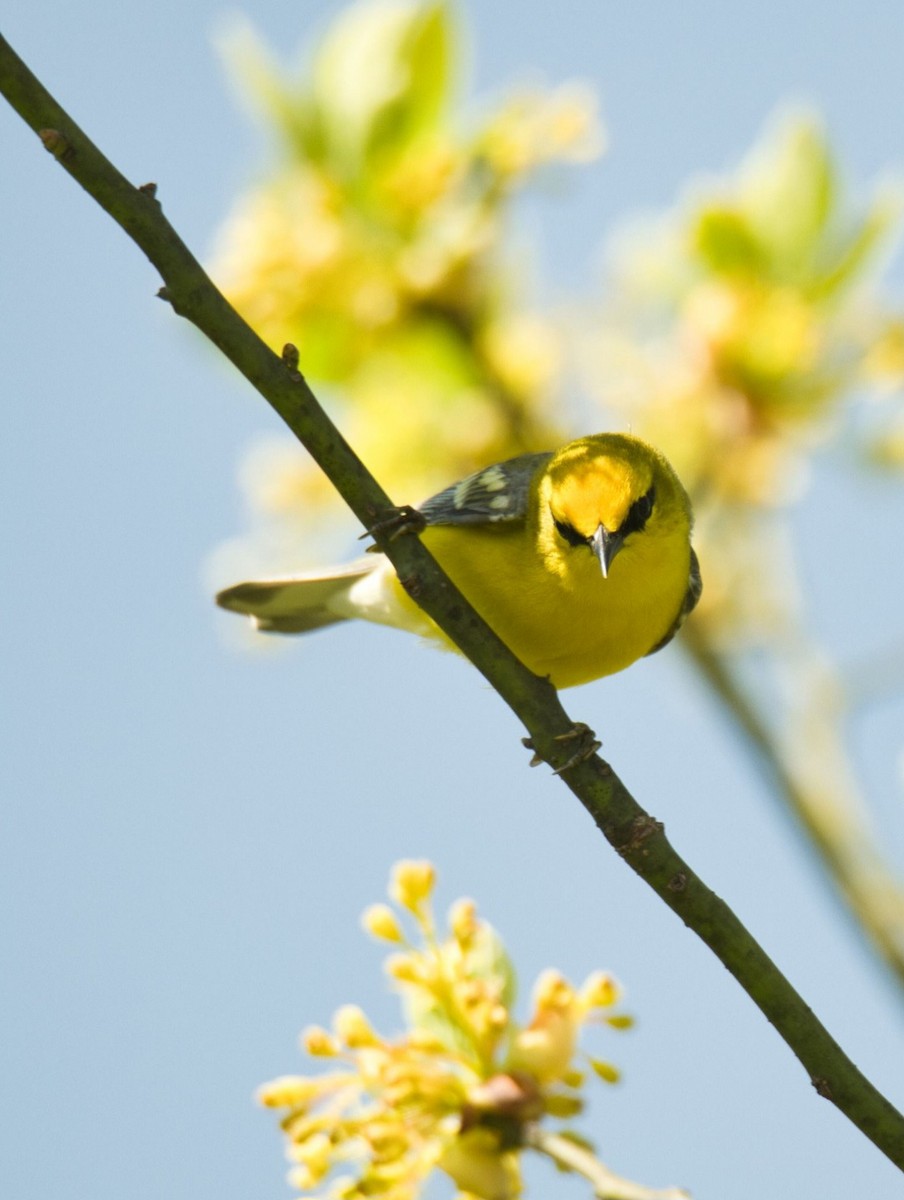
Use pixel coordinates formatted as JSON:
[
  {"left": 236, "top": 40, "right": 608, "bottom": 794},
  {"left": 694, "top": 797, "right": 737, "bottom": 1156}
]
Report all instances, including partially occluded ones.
[
  {"left": 552, "top": 484, "right": 656, "bottom": 547},
  {"left": 553, "top": 517, "right": 588, "bottom": 547},
  {"left": 621, "top": 485, "right": 656, "bottom": 537}
]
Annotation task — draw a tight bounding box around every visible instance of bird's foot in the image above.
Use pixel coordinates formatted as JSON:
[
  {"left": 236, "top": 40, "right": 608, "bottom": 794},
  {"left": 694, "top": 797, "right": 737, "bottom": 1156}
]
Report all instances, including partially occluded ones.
[
  {"left": 521, "top": 723, "right": 602, "bottom": 773},
  {"left": 551, "top": 723, "right": 603, "bottom": 773},
  {"left": 362, "top": 504, "right": 427, "bottom": 548}
]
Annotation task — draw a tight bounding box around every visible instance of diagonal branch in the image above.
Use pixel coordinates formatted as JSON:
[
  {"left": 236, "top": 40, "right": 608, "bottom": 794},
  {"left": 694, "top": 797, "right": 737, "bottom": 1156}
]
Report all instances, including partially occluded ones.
[
  {"left": 2, "top": 32, "right": 903, "bottom": 1173},
  {"left": 684, "top": 625, "right": 904, "bottom": 990}
]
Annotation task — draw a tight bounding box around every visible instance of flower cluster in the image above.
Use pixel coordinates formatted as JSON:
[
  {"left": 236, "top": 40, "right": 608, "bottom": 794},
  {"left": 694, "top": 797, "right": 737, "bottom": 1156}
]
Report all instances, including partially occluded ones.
[
  {"left": 590, "top": 112, "right": 903, "bottom": 508},
  {"left": 259, "top": 861, "right": 634, "bottom": 1200},
  {"left": 583, "top": 111, "right": 904, "bottom": 644},
  {"left": 211, "top": 0, "right": 601, "bottom": 577}
]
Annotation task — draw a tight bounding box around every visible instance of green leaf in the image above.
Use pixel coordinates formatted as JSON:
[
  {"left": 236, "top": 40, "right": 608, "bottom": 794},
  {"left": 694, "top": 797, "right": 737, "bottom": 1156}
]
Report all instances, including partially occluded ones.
[
  {"left": 808, "top": 188, "right": 902, "bottom": 300},
  {"left": 401, "top": 987, "right": 477, "bottom": 1056},
  {"left": 692, "top": 204, "right": 765, "bottom": 275},
  {"left": 686, "top": 110, "right": 902, "bottom": 300},
  {"left": 464, "top": 921, "right": 518, "bottom": 1011},
  {"left": 392, "top": 918, "right": 517, "bottom": 1059},
  {"left": 372, "top": 1, "right": 453, "bottom": 152},
  {"left": 310, "top": 0, "right": 454, "bottom": 178},
  {"left": 739, "top": 112, "right": 837, "bottom": 278},
  {"left": 216, "top": 20, "right": 321, "bottom": 163}
]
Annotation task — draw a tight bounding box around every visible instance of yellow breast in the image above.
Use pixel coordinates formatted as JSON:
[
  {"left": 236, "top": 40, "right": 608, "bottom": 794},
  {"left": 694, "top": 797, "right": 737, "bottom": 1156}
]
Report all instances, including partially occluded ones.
[{"left": 391, "top": 522, "right": 690, "bottom": 689}]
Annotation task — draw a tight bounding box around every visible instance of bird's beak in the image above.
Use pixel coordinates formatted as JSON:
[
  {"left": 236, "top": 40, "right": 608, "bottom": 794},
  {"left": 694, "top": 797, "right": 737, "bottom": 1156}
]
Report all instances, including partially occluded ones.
[{"left": 590, "top": 523, "right": 624, "bottom": 579}]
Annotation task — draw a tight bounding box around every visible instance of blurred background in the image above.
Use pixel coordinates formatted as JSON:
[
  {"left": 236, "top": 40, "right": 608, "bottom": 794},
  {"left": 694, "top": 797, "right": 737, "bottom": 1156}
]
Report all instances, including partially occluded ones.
[{"left": 3, "top": 2, "right": 904, "bottom": 1197}]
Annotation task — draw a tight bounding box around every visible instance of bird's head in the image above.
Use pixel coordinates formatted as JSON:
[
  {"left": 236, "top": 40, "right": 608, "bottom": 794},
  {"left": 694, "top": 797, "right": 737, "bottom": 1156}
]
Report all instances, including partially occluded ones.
[{"left": 538, "top": 433, "right": 691, "bottom": 578}]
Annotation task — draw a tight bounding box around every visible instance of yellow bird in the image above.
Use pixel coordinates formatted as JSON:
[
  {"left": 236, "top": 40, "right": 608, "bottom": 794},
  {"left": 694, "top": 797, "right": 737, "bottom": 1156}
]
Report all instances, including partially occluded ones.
[{"left": 216, "top": 433, "right": 701, "bottom": 689}]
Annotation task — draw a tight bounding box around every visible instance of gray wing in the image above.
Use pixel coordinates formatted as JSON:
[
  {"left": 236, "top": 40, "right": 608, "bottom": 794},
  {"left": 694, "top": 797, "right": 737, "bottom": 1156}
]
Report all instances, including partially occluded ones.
[
  {"left": 417, "top": 452, "right": 552, "bottom": 527},
  {"left": 646, "top": 547, "right": 703, "bottom": 657}
]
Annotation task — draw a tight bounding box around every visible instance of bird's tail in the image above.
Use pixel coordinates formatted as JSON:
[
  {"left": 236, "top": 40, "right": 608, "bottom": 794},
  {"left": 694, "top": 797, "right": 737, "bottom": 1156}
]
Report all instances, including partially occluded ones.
[{"left": 215, "top": 560, "right": 373, "bottom": 634}]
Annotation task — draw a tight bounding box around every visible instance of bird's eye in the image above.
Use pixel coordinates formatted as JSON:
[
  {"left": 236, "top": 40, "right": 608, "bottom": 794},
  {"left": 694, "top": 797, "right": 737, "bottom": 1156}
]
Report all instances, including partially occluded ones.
[
  {"left": 553, "top": 515, "right": 588, "bottom": 547},
  {"left": 621, "top": 485, "right": 656, "bottom": 537}
]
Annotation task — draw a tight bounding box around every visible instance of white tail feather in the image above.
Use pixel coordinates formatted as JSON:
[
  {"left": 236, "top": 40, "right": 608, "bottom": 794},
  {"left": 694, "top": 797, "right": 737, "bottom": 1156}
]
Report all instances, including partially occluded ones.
[{"left": 215, "top": 560, "right": 373, "bottom": 634}]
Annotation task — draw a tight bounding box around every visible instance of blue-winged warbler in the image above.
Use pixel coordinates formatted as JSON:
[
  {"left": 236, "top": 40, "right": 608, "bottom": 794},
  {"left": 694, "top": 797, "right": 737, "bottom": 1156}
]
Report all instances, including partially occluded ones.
[{"left": 216, "top": 433, "right": 701, "bottom": 689}]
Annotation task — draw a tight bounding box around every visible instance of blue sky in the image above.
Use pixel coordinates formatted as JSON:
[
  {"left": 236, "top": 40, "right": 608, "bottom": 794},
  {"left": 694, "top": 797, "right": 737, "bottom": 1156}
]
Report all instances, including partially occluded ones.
[{"left": 3, "top": 3, "right": 904, "bottom": 1198}]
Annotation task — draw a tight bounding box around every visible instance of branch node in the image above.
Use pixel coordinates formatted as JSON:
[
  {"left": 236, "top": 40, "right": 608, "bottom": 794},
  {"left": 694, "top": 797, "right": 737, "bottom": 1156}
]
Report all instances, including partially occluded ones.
[
  {"left": 38, "top": 127, "right": 74, "bottom": 161},
  {"left": 520, "top": 737, "right": 545, "bottom": 768},
  {"left": 281, "top": 342, "right": 304, "bottom": 382},
  {"left": 615, "top": 814, "right": 665, "bottom": 858},
  {"left": 812, "top": 1076, "right": 835, "bottom": 1101},
  {"left": 138, "top": 181, "right": 159, "bottom": 201},
  {"left": 668, "top": 871, "right": 688, "bottom": 893},
  {"left": 398, "top": 572, "right": 422, "bottom": 600},
  {"left": 156, "top": 286, "right": 172, "bottom": 305}
]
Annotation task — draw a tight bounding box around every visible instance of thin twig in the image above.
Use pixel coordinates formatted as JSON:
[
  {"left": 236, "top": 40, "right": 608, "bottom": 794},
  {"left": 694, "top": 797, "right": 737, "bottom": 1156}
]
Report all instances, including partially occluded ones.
[
  {"left": 526, "top": 1128, "right": 689, "bottom": 1200},
  {"left": 2, "top": 32, "right": 904, "bottom": 1173}
]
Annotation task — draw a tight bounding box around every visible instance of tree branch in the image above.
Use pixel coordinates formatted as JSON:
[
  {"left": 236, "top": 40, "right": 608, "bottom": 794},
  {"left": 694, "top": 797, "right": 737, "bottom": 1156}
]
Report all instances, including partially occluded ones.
[
  {"left": 684, "top": 625, "right": 904, "bottom": 990},
  {"left": 3, "top": 32, "right": 903, "bottom": 1172}
]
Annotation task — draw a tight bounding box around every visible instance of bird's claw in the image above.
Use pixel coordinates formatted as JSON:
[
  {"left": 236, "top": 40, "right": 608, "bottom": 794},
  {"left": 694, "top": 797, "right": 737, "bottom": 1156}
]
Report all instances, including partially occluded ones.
[
  {"left": 552, "top": 723, "right": 602, "bottom": 773},
  {"left": 522, "top": 723, "right": 602, "bottom": 773},
  {"left": 361, "top": 505, "right": 427, "bottom": 548}
]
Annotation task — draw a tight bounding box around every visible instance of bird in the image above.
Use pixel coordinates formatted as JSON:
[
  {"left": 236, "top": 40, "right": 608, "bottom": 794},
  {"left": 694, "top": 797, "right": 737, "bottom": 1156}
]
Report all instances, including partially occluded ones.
[{"left": 215, "top": 432, "right": 701, "bottom": 690}]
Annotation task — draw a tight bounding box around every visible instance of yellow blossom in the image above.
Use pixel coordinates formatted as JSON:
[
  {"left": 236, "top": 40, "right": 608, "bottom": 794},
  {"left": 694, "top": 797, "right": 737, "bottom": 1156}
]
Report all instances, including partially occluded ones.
[
  {"left": 362, "top": 903, "right": 406, "bottom": 943},
  {"left": 480, "top": 84, "right": 604, "bottom": 177},
  {"left": 302, "top": 1026, "right": 340, "bottom": 1057},
  {"left": 532, "top": 969, "right": 577, "bottom": 1015},
  {"left": 390, "top": 859, "right": 437, "bottom": 914},
  {"left": 449, "top": 898, "right": 479, "bottom": 946},
  {"left": 334, "top": 1005, "right": 380, "bottom": 1048},
  {"left": 257, "top": 1075, "right": 320, "bottom": 1109},
  {"left": 578, "top": 970, "right": 621, "bottom": 1011},
  {"left": 258, "top": 861, "right": 643, "bottom": 1200},
  {"left": 385, "top": 952, "right": 427, "bottom": 985},
  {"left": 291, "top": 1131, "right": 333, "bottom": 1179},
  {"left": 286, "top": 1163, "right": 321, "bottom": 1192},
  {"left": 439, "top": 1128, "right": 523, "bottom": 1200},
  {"left": 506, "top": 1005, "right": 578, "bottom": 1083}
]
